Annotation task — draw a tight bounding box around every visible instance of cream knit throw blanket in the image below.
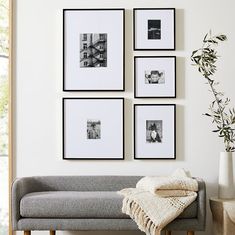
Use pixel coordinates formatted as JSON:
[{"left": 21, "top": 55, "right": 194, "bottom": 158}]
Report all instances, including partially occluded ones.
[{"left": 118, "top": 169, "right": 198, "bottom": 235}]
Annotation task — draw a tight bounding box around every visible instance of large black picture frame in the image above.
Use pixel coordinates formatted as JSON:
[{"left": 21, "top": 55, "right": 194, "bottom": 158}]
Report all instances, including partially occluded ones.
[
  {"left": 62, "top": 97, "right": 125, "bottom": 160},
  {"left": 63, "top": 8, "right": 125, "bottom": 92}
]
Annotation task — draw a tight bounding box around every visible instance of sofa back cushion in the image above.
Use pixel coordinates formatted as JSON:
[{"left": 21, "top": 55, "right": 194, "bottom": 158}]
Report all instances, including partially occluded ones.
[{"left": 29, "top": 176, "right": 142, "bottom": 191}]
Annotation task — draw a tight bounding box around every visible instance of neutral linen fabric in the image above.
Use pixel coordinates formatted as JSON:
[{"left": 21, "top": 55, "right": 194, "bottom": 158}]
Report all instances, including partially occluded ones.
[
  {"left": 20, "top": 191, "right": 128, "bottom": 218},
  {"left": 20, "top": 191, "right": 197, "bottom": 219},
  {"left": 11, "top": 175, "right": 206, "bottom": 231},
  {"left": 119, "top": 169, "right": 198, "bottom": 235}
]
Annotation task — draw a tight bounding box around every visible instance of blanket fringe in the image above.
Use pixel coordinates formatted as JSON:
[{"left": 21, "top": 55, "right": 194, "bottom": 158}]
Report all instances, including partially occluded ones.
[{"left": 122, "top": 198, "right": 162, "bottom": 235}]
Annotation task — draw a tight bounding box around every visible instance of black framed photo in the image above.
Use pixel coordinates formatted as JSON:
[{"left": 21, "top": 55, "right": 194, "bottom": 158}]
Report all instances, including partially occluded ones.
[
  {"left": 133, "top": 8, "right": 175, "bottom": 50},
  {"left": 134, "top": 104, "right": 176, "bottom": 159},
  {"left": 63, "top": 9, "right": 125, "bottom": 91},
  {"left": 63, "top": 98, "right": 124, "bottom": 160},
  {"left": 134, "top": 56, "right": 176, "bottom": 98}
]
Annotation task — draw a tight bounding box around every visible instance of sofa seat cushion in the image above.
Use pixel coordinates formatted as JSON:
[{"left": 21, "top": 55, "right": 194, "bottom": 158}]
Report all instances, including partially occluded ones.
[
  {"left": 20, "top": 191, "right": 129, "bottom": 218},
  {"left": 20, "top": 191, "right": 197, "bottom": 219}
]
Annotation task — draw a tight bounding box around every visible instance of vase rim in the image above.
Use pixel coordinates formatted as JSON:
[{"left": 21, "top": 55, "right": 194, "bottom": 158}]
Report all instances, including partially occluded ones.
[{"left": 220, "top": 151, "right": 233, "bottom": 155}]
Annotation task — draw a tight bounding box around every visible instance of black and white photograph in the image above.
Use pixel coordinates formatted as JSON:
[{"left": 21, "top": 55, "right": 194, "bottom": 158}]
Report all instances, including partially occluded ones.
[
  {"left": 148, "top": 20, "right": 161, "bottom": 40},
  {"left": 133, "top": 8, "right": 175, "bottom": 50},
  {"left": 63, "top": 9, "right": 125, "bottom": 91},
  {"left": 145, "top": 70, "right": 165, "bottom": 84},
  {"left": 80, "top": 33, "right": 107, "bottom": 68},
  {"left": 134, "top": 104, "right": 176, "bottom": 159},
  {"left": 87, "top": 119, "right": 101, "bottom": 139},
  {"left": 63, "top": 98, "right": 124, "bottom": 160},
  {"left": 134, "top": 56, "right": 176, "bottom": 98},
  {"left": 146, "top": 120, "right": 162, "bottom": 143}
]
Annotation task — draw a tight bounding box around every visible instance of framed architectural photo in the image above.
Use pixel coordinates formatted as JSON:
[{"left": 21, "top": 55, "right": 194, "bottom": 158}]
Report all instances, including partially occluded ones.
[
  {"left": 63, "top": 9, "right": 125, "bottom": 91},
  {"left": 134, "top": 56, "right": 176, "bottom": 98},
  {"left": 133, "top": 8, "right": 175, "bottom": 50},
  {"left": 63, "top": 98, "right": 124, "bottom": 160},
  {"left": 134, "top": 104, "right": 176, "bottom": 159}
]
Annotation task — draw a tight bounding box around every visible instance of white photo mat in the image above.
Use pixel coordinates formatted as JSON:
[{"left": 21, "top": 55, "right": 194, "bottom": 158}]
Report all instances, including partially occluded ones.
[
  {"left": 63, "top": 9, "right": 124, "bottom": 91},
  {"left": 135, "top": 56, "right": 176, "bottom": 98},
  {"left": 134, "top": 104, "right": 175, "bottom": 159},
  {"left": 63, "top": 98, "right": 124, "bottom": 159},
  {"left": 134, "top": 8, "right": 175, "bottom": 50}
]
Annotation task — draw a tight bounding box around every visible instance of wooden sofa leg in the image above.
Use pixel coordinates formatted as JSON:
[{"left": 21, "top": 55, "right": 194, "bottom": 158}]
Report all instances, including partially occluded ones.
[
  {"left": 50, "top": 231, "right": 56, "bottom": 235},
  {"left": 187, "top": 231, "right": 194, "bottom": 235},
  {"left": 24, "top": 231, "right": 31, "bottom": 235},
  {"left": 165, "top": 231, "right": 171, "bottom": 235}
]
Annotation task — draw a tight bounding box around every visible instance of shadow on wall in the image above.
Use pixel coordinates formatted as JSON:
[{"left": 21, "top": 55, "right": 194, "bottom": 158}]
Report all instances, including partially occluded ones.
[
  {"left": 124, "top": 98, "right": 133, "bottom": 161},
  {"left": 176, "top": 104, "right": 185, "bottom": 162},
  {"left": 176, "top": 9, "right": 185, "bottom": 51},
  {"left": 125, "top": 9, "right": 134, "bottom": 93},
  {"left": 176, "top": 57, "right": 185, "bottom": 100}
]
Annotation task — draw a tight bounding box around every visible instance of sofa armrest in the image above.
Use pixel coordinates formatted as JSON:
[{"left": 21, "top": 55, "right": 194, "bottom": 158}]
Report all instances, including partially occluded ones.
[
  {"left": 196, "top": 178, "right": 206, "bottom": 230},
  {"left": 11, "top": 177, "right": 43, "bottom": 230}
]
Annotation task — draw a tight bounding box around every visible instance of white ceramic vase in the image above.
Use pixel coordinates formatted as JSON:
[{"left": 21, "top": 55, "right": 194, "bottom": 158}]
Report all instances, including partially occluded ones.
[{"left": 218, "top": 152, "right": 235, "bottom": 199}]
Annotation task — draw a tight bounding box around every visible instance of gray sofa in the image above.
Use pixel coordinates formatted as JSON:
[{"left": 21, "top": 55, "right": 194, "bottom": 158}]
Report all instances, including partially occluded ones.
[{"left": 12, "top": 176, "right": 206, "bottom": 235}]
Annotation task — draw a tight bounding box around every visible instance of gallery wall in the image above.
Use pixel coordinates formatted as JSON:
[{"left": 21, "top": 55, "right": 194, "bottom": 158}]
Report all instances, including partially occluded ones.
[{"left": 14, "top": 0, "right": 235, "bottom": 234}]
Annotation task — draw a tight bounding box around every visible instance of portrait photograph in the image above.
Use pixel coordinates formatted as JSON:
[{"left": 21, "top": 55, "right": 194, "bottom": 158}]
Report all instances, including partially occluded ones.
[
  {"left": 146, "top": 120, "right": 163, "bottom": 143},
  {"left": 87, "top": 120, "right": 101, "bottom": 139},
  {"left": 134, "top": 56, "right": 176, "bottom": 98},
  {"left": 145, "top": 70, "right": 165, "bottom": 84}
]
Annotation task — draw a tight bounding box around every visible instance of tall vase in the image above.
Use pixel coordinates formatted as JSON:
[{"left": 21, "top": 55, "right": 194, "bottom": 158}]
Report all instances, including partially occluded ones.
[{"left": 218, "top": 152, "right": 235, "bottom": 199}]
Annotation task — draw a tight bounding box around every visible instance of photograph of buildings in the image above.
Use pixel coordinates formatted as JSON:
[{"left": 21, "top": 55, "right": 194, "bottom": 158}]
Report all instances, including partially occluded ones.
[{"left": 80, "top": 33, "right": 107, "bottom": 68}]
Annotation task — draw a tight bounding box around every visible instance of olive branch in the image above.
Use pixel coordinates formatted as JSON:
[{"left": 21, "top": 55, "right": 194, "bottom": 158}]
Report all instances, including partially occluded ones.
[{"left": 191, "top": 31, "right": 235, "bottom": 152}]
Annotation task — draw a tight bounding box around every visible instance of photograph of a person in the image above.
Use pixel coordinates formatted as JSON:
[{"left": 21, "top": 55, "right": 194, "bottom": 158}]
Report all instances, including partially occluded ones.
[
  {"left": 146, "top": 120, "right": 162, "bottom": 143},
  {"left": 148, "top": 19, "right": 161, "bottom": 40},
  {"left": 80, "top": 33, "right": 107, "bottom": 68},
  {"left": 145, "top": 70, "right": 165, "bottom": 84},
  {"left": 87, "top": 119, "right": 101, "bottom": 139}
]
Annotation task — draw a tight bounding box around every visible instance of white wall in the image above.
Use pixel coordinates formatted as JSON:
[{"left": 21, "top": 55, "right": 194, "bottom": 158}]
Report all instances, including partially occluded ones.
[{"left": 14, "top": 0, "right": 235, "bottom": 235}]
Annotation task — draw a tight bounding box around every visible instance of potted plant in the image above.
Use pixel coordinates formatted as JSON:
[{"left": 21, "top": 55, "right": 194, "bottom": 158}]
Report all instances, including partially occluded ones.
[{"left": 191, "top": 31, "right": 235, "bottom": 199}]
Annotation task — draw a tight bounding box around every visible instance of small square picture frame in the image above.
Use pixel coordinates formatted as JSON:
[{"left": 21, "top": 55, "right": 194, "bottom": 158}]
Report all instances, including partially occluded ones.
[
  {"left": 134, "top": 56, "right": 176, "bottom": 98},
  {"left": 134, "top": 104, "right": 176, "bottom": 160},
  {"left": 133, "top": 8, "right": 175, "bottom": 50},
  {"left": 63, "top": 98, "right": 124, "bottom": 160}
]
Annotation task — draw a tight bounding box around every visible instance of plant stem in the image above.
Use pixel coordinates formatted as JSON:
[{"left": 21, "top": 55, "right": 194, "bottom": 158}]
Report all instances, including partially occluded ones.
[
  {"left": 207, "top": 78, "right": 230, "bottom": 151},
  {"left": 201, "top": 38, "right": 226, "bottom": 128},
  {"left": 207, "top": 79, "right": 225, "bottom": 125}
]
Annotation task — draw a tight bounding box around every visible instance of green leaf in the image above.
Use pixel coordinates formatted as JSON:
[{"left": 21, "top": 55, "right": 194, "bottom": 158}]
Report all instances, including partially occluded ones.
[
  {"left": 203, "top": 33, "right": 208, "bottom": 42},
  {"left": 191, "top": 50, "right": 198, "bottom": 57}
]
